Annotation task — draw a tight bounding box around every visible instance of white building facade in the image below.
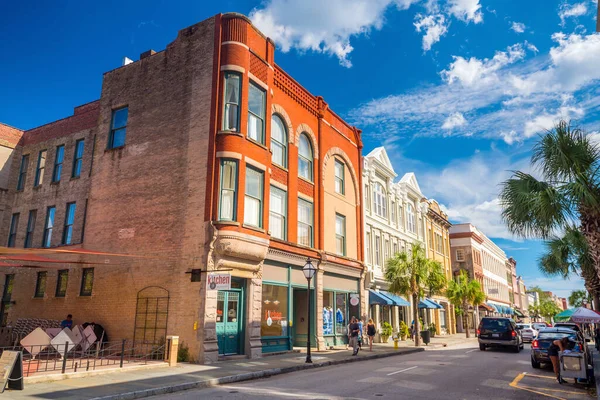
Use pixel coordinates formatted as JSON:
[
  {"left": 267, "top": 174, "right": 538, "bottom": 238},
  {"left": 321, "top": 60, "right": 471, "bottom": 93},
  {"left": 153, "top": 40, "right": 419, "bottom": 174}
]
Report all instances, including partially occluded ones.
[{"left": 362, "top": 147, "right": 429, "bottom": 338}]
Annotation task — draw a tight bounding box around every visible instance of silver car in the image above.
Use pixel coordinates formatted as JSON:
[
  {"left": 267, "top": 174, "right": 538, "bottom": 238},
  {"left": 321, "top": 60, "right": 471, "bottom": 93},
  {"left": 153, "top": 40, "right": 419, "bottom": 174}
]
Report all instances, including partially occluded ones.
[{"left": 516, "top": 323, "right": 537, "bottom": 342}]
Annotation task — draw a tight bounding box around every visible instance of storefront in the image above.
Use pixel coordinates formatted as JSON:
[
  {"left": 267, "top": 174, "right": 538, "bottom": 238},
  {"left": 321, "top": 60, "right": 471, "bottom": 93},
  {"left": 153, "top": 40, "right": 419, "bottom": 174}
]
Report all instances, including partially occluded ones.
[{"left": 322, "top": 273, "right": 360, "bottom": 347}]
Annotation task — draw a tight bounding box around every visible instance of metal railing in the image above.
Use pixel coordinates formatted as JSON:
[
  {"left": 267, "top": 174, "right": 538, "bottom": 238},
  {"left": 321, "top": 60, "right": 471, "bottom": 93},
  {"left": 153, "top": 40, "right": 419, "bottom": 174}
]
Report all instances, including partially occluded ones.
[{"left": 0, "top": 339, "right": 168, "bottom": 377}]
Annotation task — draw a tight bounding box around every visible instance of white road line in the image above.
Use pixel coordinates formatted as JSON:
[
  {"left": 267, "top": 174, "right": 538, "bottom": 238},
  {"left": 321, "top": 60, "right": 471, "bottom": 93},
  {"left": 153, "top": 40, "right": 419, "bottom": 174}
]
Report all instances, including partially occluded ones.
[
  {"left": 387, "top": 366, "right": 418, "bottom": 376},
  {"left": 465, "top": 349, "right": 478, "bottom": 354}
]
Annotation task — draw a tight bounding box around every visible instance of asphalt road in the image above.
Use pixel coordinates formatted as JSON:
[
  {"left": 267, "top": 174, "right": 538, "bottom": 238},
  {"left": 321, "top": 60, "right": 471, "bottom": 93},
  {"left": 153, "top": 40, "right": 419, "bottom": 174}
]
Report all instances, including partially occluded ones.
[{"left": 155, "top": 343, "right": 594, "bottom": 400}]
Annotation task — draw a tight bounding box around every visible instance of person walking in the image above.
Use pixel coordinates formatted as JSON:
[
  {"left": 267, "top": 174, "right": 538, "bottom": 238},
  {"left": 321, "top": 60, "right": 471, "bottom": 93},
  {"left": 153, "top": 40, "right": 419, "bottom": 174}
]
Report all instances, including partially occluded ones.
[
  {"left": 548, "top": 337, "right": 569, "bottom": 384},
  {"left": 367, "top": 319, "right": 376, "bottom": 351},
  {"left": 346, "top": 320, "right": 352, "bottom": 350},
  {"left": 349, "top": 317, "right": 360, "bottom": 356}
]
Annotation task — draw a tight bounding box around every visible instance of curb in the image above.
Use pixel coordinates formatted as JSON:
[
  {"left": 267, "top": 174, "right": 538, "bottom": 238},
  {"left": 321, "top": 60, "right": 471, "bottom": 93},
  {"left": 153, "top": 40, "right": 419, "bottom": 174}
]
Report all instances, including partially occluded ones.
[{"left": 90, "top": 348, "right": 424, "bottom": 400}]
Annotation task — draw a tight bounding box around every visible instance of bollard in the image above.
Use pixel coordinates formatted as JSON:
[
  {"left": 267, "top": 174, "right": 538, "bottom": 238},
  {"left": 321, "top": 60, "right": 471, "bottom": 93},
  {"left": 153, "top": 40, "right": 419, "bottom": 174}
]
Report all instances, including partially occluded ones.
[
  {"left": 61, "top": 342, "right": 68, "bottom": 373},
  {"left": 393, "top": 337, "right": 399, "bottom": 349},
  {"left": 120, "top": 339, "right": 126, "bottom": 368}
]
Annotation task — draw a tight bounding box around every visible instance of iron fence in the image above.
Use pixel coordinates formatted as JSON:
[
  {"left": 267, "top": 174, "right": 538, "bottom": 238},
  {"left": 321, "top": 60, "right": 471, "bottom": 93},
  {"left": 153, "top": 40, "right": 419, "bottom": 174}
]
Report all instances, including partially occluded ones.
[{"left": 0, "top": 339, "right": 168, "bottom": 377}]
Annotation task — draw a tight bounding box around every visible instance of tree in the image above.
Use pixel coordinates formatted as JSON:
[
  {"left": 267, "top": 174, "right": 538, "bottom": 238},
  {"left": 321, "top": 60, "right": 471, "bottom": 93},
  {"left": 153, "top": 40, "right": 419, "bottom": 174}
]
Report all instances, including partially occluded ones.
[
  {"left": 385, "top": 242, "right": 447, "bottom": 346},
  {"left": 499, "top": 121, "right": 600, "bottom": 301},
  {"left": 446, "top": 270, "right": 486, "bottom": 338},
  {"left": 569, "top": 290, "right": 591, "bottom": 308},
  {"left": 539, "top": 226, "right": 600, "bottom": 307},
  {"left": 528, "top": 286, "right": 564, "bottom": 322}
]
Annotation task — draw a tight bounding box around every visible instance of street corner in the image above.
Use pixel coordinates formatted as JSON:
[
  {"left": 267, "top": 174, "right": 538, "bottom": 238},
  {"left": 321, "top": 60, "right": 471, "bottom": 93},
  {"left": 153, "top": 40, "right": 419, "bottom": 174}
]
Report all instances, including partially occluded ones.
[{"left": 509, "top": 371, "right": 593, "bottom": 399}]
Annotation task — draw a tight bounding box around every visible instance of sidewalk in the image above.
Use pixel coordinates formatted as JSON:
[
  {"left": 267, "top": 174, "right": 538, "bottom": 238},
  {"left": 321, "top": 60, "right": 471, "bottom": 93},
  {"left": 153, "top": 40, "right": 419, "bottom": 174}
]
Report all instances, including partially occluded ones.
[{"left": 6, "top": 334, "right": 475, "bottom": 400}]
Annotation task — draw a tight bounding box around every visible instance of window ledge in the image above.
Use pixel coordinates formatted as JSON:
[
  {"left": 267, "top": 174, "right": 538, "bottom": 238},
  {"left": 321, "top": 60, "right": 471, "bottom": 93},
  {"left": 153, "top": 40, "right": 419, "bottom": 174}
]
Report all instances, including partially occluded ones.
[
  {"left": 298, "top": 176, "right": 314, "bottom": 186},
  {"left": 15, "top": 189, "right": 24, "bottom": 193},
  {"left": 242, "top": 224, "right": 266, "bottom": 233},
  {"left": 33, "top": 185, "right": 42, "bottom": 190},
  {"left": 78, "top": 294, "right": 93, "bottom": 298},
  {"left": 105, "top": 145, "right": 125, "bottom": 153},
  {"left": 70, "top": 176, "right": 81, "bottom": 181},
  {"left": 272, "top": 164, "right": 288, "bottom": 172},
  {"left": 246, "top": 137, "right": 269, "bottom": 151},
  {"left": 218, "top": 130, "right": 243, "bottom": 136},
  {"left": 50, "top": 181, "right": 60, "bottom": 186},
  {"left": 214, "top": 220, "right": 240, "bottom": 227}
]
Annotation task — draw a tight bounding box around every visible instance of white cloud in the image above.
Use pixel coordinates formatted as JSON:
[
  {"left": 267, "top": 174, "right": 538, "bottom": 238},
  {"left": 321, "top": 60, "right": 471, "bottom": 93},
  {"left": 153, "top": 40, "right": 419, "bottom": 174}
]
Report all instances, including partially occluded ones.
[
  {"left": 250, "top": 0, "right": 406, "bottom": 67},
  {"left": 511, "top": 21, "right": 526, "bottom": 33},
  {"left": 523, "top": 276, "right": 585, "bottom": 298},
  {"left": 414, "top": 13, "right": 449, "bottom": 51},
  {"left": 350, "top": 32, "right": 600, "bottom": 144},
  {"left": 559, "top": 2, "right": 588, "bottom": 26},
  {"left": 442, "top": 112, "right": 467, "bottom": 129},
  {"left": 447, "top": 0, "right": 483, "bottom": 23}
]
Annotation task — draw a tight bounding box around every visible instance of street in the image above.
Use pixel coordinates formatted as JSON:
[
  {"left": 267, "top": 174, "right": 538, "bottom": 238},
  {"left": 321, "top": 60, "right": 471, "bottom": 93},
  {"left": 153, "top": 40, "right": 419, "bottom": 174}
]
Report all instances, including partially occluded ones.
[{"left": 155, "top": 343, "right": 593, "bottom": 400}]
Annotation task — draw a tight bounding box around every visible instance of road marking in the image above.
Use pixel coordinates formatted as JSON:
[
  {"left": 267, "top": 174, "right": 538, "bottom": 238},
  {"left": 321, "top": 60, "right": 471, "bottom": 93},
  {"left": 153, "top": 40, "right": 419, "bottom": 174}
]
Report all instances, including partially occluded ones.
[
  {"left": 465, "top": 349, "right": 478, "bottom": 354},
  {"left": 387, "top": 366, "right": 418, "bottom": 376},
  {"left": 524, "top": 373, "right": 555, "bottom": 380},
  {"left": 509, "top": 373, "right": 567, "bottom": 400}
]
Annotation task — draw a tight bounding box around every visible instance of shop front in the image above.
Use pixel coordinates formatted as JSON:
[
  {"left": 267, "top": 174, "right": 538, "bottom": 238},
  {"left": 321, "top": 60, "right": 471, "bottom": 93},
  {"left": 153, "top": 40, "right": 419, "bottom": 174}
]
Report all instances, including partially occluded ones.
[
  {"left": 216, "top": 278, "right": 246, "bottom": 356},
  {"left": 322, "top": 273, "right": 361, "bottom": 347}
]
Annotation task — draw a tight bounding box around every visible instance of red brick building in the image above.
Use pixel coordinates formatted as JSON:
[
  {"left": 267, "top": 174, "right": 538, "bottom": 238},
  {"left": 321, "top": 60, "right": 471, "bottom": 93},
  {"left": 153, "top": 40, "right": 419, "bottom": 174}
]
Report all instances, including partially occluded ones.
[{"left": 0, "top": 13, "right": 365, "bottom": 362}]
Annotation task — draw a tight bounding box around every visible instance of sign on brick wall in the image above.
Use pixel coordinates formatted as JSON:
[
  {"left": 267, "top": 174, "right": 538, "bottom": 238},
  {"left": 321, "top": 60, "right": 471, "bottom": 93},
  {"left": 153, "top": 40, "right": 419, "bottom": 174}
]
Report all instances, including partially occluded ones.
[{"left": 207, "top": 273, "right": 231, "bottom": 291}]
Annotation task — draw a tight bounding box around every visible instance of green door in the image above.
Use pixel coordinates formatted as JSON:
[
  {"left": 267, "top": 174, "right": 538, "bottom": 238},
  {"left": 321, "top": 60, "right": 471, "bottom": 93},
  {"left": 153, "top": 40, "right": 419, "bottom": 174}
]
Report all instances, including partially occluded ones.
[{"left": 216, "top": 290, "right": 243, "bottom": 355}]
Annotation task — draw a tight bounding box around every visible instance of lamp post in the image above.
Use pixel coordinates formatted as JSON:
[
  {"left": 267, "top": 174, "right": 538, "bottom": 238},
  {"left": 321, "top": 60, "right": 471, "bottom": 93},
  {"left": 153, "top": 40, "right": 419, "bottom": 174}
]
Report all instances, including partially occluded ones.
[{"left": 303, "top": 257, "right": 316, "bottom": 364}]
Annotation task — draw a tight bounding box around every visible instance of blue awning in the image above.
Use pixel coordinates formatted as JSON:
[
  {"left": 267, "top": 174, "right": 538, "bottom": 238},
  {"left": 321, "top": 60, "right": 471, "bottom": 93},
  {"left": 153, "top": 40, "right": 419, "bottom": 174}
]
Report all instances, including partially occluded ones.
[
  {"left": 428, "top": 298, "right": 444, "bottom": 309},
  {"left": 369, "top": 289, "right": 393, "bottom": 306},
  {"left": 418, "top": 298, "right": 439, "bottom": 309},
  {"left": 380, "top": 291, "right": 410, "bottom": 307},
  {"left": 487, "top": 302, "right": 501, "bottom": 313}
]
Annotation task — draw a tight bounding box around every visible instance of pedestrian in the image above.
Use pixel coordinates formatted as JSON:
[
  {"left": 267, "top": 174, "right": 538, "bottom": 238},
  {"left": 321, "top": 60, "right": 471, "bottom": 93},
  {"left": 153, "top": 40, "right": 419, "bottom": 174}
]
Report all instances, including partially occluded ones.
[
  {"left": 61, "top": 314, "right": 73, "bottom": 329},
  {"left": 358, "top": 318, "right": 364, "bottom": 349},
  {"left": 349, "top": 317, "right": 360, "bottom": 356},
  {"left": 410, "top": 321, "right": 415, "bottom": 341},
  {"left": 548, "top": 337, "right": 569, "bottom": 384},
  {"left": 367, "top": 319, "right": 376, "bottom": 351},
  {"left": 346, "top": 320, "right": 352, "bottom": 350}
]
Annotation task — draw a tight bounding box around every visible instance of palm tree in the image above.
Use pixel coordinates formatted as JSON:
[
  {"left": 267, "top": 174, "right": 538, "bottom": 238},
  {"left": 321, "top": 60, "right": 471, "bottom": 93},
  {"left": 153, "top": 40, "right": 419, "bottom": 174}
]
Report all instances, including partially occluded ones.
[
  {"left": 499, "top": 121, "right": 600, "bottom": 290},
  {"left": 569, "top": 289, "right": 591, "bottom": 308},
  {"left": 385, "top": 242, "right": 446, "bottom": 346},
  {"left": 539, "top": 226, "right": 600, "bottom": 308},
  {"left": 446, "top": 270, "right": 486, "bottom": 338}
]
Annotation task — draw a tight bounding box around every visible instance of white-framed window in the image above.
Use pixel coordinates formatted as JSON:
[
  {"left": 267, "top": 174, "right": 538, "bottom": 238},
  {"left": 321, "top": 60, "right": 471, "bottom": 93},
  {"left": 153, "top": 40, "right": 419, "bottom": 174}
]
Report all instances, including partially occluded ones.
[
  {"left": 391, "top": 201, "right": 396, "bottom": 225},
  {"left": 219, "top": 159, "right": 237, "bottom": 221},
  {"left": 298, "top": 199, "right": 313, "bottom": 247},
  {"left": 298, "top": 133, "right": 313, "bottom": 181},
  {"left": 334, "top": 159, "right": 345, "bottom": 194},
  {"left": 384, "top": 239, "right": 389, "bottom": 264},
  {"left": 406, "top": 203, "right": 416, "bottom": 233},
  {"left": 364, "top": 185, "right": 370, "bottom": 212},
  {"left": 456, "top": 249, "right": 465, "bottom": 262},
  {"left": 244, "top": 167, "right": 263, "bottom": 227},
  {"left": 398, "top": 204, "right": 403, "bottom": 228},
  {"left": 366, "top": 231, "right": 372, "bottom": 264},
  {"left": 374, "top": 235, "right": 381, "bottom": 266},
  {"left": 374, "top": 183, "right": 387, "bottom": 218},
  {"left": 271, "top": 115, "right": 287, "bottom": 167},
  {"left": 223, "top": 72, "right": 241, "bottom": 131},
  {"left": 248, "top": 82, "right": 266, "bottom": 143},
  {"left": 269, "top": 186, "right": 286, "bottom": 240},
  {"left": 335, "top": 214, "right": 346, "bottom": 256}
]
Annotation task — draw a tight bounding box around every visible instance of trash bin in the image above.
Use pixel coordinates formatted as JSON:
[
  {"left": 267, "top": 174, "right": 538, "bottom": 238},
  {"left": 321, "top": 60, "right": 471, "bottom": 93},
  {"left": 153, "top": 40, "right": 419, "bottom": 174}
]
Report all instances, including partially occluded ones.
[{"left": 421, "top": 330, "right": 431, "bottom": 345}]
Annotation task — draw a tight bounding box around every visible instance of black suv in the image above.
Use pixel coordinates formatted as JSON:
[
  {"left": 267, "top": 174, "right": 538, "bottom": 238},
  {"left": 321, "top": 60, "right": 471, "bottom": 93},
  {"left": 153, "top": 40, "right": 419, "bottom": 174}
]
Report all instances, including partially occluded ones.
[{"left": 478, "top": 317, "right": 523, "bottom": 352}]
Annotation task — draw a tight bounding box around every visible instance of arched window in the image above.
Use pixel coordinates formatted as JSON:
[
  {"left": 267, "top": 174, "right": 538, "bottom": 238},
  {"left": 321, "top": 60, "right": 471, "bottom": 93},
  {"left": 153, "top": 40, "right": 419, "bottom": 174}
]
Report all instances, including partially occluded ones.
[
  {"left": 373, "top": 183, "right": 387, "bottom": 218},
  {"left": 271, "top": 115, "right": 287, "bottom": 168},
  {"left": 406, "top": 203, "right": 416, "bottom": 233},
  {"left": 298, "top": 133, "right": 313, "bottom": 181}
]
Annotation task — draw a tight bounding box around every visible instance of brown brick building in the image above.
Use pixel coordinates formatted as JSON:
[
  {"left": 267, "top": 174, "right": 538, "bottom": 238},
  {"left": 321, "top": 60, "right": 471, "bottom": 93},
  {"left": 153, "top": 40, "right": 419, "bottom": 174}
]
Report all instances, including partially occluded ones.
[{"left": 0, "top": 13, "right": 365, "bottom": 362}]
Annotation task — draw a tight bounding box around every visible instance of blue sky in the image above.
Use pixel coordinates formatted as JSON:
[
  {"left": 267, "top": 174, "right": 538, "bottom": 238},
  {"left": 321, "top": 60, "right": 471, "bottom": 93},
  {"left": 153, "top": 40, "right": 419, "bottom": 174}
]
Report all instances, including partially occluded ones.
[{"left": 2, "top": 0, "right": 599, "bottom": 298}]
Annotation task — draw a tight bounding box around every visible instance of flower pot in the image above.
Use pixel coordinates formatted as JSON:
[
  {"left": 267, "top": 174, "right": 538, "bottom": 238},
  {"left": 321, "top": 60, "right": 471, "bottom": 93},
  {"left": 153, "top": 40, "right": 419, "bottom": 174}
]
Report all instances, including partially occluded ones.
[
  {"left": 381, "top": 335, "right": 390, "bottom": 343},
  {"left": 400, "top": 335, "right": 407, "bottom": 341}
]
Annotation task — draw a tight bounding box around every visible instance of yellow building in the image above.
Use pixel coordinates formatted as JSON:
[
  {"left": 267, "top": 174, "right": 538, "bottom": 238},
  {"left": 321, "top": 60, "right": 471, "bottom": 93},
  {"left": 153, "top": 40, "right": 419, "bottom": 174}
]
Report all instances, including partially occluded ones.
[{"left": 424, "top": 200, "right": 456, "bottom": 335}]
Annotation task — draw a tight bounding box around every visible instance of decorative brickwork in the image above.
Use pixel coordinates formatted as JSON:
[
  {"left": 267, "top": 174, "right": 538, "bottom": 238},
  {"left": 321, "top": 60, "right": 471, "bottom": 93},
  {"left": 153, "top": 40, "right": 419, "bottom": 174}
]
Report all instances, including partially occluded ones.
[
  {"left": 271, "top": 104, "right": 294, "bottom": 144},
  {"left": 295, "top": 123, "right": 318, "bottom": 159},
  {"left": 249, "top": 53, "right": 268, "bottom": 83}
]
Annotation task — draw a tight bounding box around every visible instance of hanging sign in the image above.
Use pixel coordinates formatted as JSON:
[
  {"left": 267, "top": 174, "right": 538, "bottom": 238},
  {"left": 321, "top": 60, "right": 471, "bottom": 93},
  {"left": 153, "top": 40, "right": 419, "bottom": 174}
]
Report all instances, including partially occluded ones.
[
  {"left": 207, "top": 273, "right": 231, "bottom": 291},
  {"left": 0, "top": 350, "right": 23, "bottom": 392},
  {"left": 350, "top": 293, "right": 360, "bottom": 307}
]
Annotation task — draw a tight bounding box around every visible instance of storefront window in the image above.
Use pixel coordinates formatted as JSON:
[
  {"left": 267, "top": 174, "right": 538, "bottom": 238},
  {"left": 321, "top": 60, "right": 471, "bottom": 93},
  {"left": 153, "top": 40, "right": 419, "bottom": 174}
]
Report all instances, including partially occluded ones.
[
  {"left": 335, "top": 293, "right": 347, "bottom": 336},
  {"left": 349, "top": 293, "right": 360, "bottom": 322},
  {"left": 323, "top": 291, "right": 334, "bottom": 335},
  {"left": 261, "top": 285, "right": 288, "bottom": 337}
]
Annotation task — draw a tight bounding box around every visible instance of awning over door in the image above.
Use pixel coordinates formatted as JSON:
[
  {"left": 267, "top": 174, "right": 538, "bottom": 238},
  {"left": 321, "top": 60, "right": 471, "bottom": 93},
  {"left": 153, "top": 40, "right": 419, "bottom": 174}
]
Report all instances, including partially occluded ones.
[
  {"left": 418, "top": 298, "right": 443, "bottom": 309},
  {"left": 380, "top": 291, "right": 410, "bottom": 307},
  {"left": 369, "top": 289, "right": 393, "bottom": 306}
]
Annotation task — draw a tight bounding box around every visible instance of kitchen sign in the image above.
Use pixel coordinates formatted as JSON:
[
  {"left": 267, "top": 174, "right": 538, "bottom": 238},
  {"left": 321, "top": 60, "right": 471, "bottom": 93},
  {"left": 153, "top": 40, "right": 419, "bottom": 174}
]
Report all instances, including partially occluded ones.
[{"left": 207, "top": 273, "right": 231, "bottom": 291}]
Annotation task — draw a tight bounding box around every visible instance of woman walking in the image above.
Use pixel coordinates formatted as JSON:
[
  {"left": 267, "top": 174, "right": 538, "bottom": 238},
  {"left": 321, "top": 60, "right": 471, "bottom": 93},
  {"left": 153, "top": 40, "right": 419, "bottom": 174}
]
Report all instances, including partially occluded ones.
[
  {"left": 367, "top": 319, "right": 376, "bottom": 351},
  {"left": 548, "top": 337, "right": 569, "bottom": 384}
]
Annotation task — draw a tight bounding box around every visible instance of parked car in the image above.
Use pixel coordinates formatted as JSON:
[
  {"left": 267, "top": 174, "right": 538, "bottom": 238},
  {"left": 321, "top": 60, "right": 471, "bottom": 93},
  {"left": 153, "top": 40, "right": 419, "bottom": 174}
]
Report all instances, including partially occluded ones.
[
  {"left": 478, "top": 317, "right": 524, "bottom": 352},
  {"left": 531, "top": 328, "right": 577, "bottom": 368},
  {"left": 516, "top": 323, "right": 537, "bottom": 342},
  {"left": 554, "top": 322, "right": 581, "bottom": 333}
]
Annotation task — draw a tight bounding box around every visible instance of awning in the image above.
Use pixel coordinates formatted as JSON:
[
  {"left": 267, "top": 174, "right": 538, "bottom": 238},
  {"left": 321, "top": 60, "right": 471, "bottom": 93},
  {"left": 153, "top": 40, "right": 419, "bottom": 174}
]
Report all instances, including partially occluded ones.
[
  {"left": 479, "top": 303, "right": 494, "bottom": 312},
  {"left": 418, "top": 298, "right": 442, "bottom": 309},
  {"left": 429, "top": 299, "right": 444, "bottom": 309},
  {"left": 369, "top": 290, "right": 393, "bottom": 306},
  {"left": 514, "top": 309, "right": 524, "bottom": 318},
  {"left": 380, "top": 291, "right": 410, "bottom": 307},
  {"left": 487, "top": 302, "right": 501, "bottom": 313}
]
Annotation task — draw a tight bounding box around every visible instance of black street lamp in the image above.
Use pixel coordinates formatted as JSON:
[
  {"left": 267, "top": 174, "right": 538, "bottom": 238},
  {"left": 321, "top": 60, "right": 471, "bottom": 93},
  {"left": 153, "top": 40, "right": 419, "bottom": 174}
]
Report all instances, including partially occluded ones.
[{"left": 303, "top": 257, "right": 316, "bottom": 364}]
